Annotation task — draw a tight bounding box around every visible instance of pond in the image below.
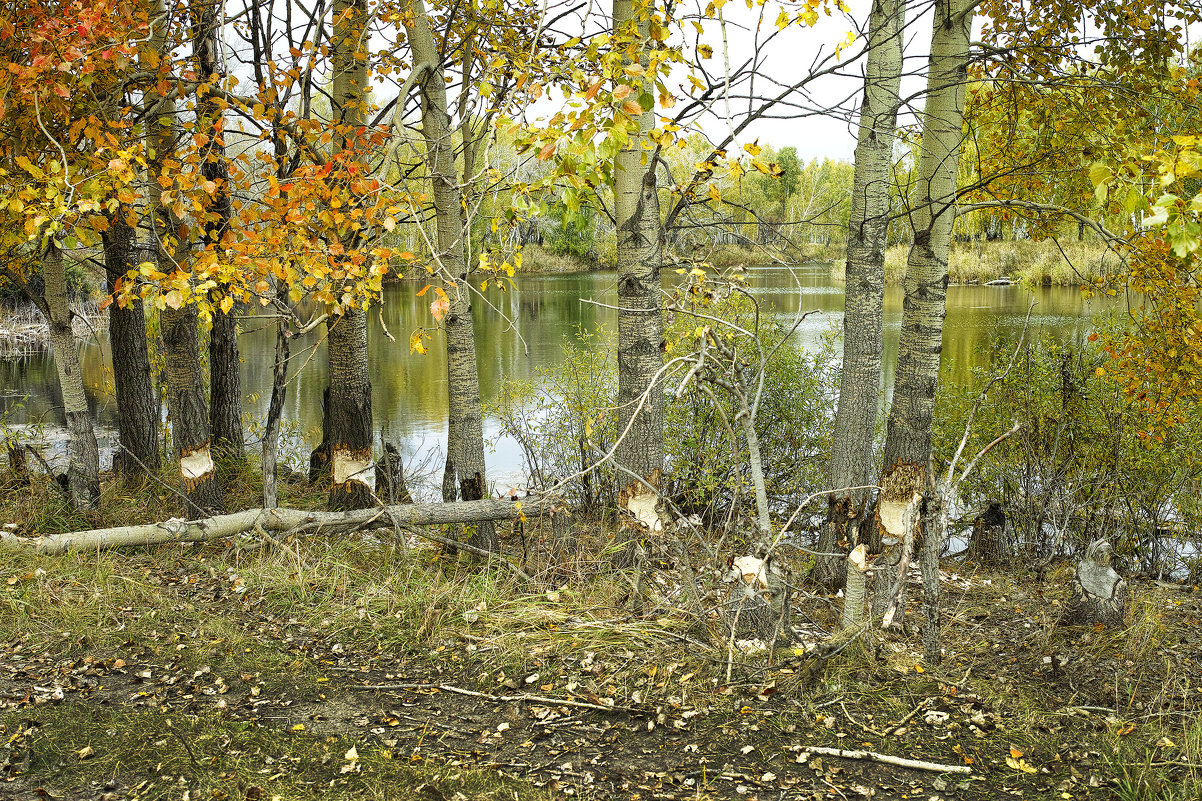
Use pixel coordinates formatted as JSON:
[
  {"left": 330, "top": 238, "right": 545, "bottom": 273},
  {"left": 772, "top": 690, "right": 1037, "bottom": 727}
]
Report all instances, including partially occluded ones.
[{"left": 0, "top": 264, "right": 1107, "bottom": 491}]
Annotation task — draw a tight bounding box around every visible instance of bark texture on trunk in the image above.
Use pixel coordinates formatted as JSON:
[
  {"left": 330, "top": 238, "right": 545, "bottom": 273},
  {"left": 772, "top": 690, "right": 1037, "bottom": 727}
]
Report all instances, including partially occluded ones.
[
  {"left": 191, "top": 0, "right": 243, "bottom": 459},
  {"left": 316, "top": 0, "right": 375, "bottom": 510},
  {"left": 103, "top": 209, "right": 161, "bottom": 476},
  {"left": 818, "top": 0, "right": 906, "bottom": 596},
  {"left": 161, "top": 304, "right": 224, "bottom": 512},
  {"left": 402, "top": 0, "right": 494, "bottom": 549},
  {"left": 147, "top": 0, "right": 223, "bottom": 513},
  {"left": 612, "top": 0, "right": 664, "bottom": 490},
  {"left": 262, "top": 280, "right": 290, "bottom": 509},
  {"left": 41, "top": 240, "right": 100, "bottom": 509},
  {"left": 874, "top": 0, "right": 973, "bottom": 660},
  {"left": 325, "top": 309, "right": 375, "bottom": 510}
]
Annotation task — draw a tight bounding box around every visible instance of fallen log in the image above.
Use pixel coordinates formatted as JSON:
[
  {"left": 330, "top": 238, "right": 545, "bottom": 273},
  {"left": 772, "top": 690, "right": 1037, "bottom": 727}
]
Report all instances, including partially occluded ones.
[{"left": 0, "top": 498, "right": 533, "bottom": 556}]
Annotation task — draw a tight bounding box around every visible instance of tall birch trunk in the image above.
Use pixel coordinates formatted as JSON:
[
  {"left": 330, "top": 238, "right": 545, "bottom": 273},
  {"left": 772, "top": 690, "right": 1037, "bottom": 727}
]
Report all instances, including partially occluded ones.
[
  {"left": 402, "top": 0, "right": 495, "bottom": 549},
  {"left": 817, "top": 0, "right": 905, "bottom": 599},
  {"left": 147, "top": 0, "right": 223, "bottom": 512},
  {"left": 316, "top": 0, "right": 375, "bottom": 510},
  {"left": 40, "top": 240, "right": 100, "bottom": 509},
  {"left": 612, "top": 0, "right": 664, "bottom": 492},
  {"left": 103, "top": 208, "right": 161, "bottom": 477},
  {"left": 191, "top": 0, "right": 244, "bottom": 459},
  {"left": 874, "top": 0, "right": 974, "bottom": 660}
]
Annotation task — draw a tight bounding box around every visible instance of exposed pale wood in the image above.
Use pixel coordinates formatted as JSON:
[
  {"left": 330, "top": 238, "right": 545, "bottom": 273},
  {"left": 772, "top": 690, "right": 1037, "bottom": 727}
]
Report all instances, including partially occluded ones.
[
  {"left": 798, "top": 745, "right": 971, "bottom": 774},
  {"left": 352, "top": 682, "right": 629, "bottom": 713}
]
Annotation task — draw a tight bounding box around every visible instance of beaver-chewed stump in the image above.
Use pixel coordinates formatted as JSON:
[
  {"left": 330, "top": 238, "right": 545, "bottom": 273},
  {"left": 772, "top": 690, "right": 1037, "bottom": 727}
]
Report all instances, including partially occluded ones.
[
  {"left": 724, "top": 555, "right": 790, "bottom": 640},
  {"left": 1066, "top": 539, "right": 1128, "bottom": 628}
]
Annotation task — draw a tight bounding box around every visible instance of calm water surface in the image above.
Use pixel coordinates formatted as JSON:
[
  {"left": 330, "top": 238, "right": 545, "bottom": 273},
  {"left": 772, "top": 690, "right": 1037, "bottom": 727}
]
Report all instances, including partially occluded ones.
[{"left": 0, "top": 264, "right": 1107, "bottom": 488}]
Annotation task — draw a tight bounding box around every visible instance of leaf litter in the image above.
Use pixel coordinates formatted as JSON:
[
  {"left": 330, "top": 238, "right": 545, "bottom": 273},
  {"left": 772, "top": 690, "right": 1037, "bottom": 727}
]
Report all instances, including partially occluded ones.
[{"left": 0, "top": 541, "right": 1200, "bottom": 800}]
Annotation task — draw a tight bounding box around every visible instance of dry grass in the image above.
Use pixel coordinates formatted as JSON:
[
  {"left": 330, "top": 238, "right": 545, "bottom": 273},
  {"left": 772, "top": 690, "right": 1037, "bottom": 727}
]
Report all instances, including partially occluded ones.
[
  {"left": 828, "top": 239, "right": 1122, "bottom": 286},
  {"left": 515, "top": 243, "right": 599, "bottom": 273}
]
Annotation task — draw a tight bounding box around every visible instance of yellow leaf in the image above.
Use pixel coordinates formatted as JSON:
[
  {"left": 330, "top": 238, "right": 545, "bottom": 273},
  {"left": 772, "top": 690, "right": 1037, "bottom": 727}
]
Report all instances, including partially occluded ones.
[
  {"left": 1005, "top": 756, "right": 1037, "bottom": 774},
  {"left": 409, "top": 330, "right": 428, "bottom": 355},
  {"left": 220, "top": 295, "right": 233, "bottom": 314}
]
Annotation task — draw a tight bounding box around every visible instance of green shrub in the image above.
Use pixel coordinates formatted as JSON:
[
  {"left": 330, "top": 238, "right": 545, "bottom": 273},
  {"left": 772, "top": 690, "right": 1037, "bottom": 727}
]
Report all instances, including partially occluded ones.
[
  {"left": 934, "top": 329, "right": 1202, "bottom": 575},
  {"left": 488, "top": 286, "right": 837, "bottom": 536}
]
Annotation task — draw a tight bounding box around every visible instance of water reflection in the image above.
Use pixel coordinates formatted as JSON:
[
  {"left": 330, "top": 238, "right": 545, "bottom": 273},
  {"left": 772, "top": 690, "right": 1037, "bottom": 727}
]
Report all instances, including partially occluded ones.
[{"left": 1, "top": 264, "right": 1105, "bottom": 482}]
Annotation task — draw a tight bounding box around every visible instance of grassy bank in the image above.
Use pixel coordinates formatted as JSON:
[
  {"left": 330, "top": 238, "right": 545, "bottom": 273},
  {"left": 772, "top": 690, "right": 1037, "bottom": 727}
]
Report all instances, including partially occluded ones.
[
  {"left": 2, "top": 469, "right": 1200, "bottom": 799},
  {"left": 514, "top": 241, "right": 846, "bottom": 275},
  {"left": 829, "top": 239, "right": 1123, "bottom": 286}
]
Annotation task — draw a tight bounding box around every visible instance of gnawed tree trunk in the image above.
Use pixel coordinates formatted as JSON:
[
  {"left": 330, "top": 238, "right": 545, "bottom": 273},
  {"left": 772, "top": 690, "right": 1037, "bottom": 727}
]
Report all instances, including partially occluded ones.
[
  {"left": 41, "top": 240, "right": 100, "bottom": 509},
  {"left": 0, "top": 498, "right": 539, "bottom": 556},
  {"left": 1066, "top": 539, "right": 1128, "bottom": 627},
  {"left": 817, "top": 0, "right": 905, "bottom": 596},
  {"left": 612, "top": 0, "right": 665, "bottom": 493},
  {"left": 191, "top": 0, "right": 243, "bottom": 460},
  {"left": 161, "top": 304, "right": 224, "bottom": 512},
  {"left": 147, "top": 0, "right": 223, "bottom": 513},
  {"left": 725, "top": 555, "right": 791, "bottom": 640},
  {"left": 872, "top": 0, "right": 973, "bottom": 663},
  {"left": 103, "top": 208, "right": 161, "bottom": 477},
  {"left": 402, "top": 0, "right": 494, "bottom": 550},
  {"left": 315, "top": 0, "right": 374, "bottom": 511},
  {"left": 325, "top": 309, "right": 374, "bottom": 510}
]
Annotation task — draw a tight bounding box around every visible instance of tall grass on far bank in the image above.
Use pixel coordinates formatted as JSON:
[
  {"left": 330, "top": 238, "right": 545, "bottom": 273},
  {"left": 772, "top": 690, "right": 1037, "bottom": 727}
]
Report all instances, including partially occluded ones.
[
  {"left": 515, "top": 240, "right": 847, "bottom": 274},
  {"left": 829, "top": 239, "right": 1123, "bottom": 286}
]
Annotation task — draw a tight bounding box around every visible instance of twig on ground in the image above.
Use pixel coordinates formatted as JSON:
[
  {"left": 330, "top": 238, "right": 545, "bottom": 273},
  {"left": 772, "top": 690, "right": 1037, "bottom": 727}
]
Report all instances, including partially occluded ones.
[
  {"left": 351, "top": 681, "right": 631, "bottom": 713},
  {"left": 796, "top": 745, "right": 971, "bottom": 774},
  {"left": 880, "top": 696, "right": 933, "bottom": 737}
]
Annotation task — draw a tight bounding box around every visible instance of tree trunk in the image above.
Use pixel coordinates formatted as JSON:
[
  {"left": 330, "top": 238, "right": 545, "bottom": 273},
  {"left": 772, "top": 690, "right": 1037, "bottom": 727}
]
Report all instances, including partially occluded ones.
[
  {"left": 316, "top": 0, "right": 375, "bottom": 511},
  {"left": 161, "top": 304, "right": 223, "bottom": 512},
  {"left": 325, "top": 309, "right": 374, "bottom": 510},
  {"left": 147, "top": 0, "right": 223, "bottom": 513},
  {"left": 262, "top": 281, "right": 290, "bottom": 509},
  {"left": 191, "top": 0, "right": 243, "bottom": 459},
  {"left": 818, "top": 0, "right": 906, "bottom": 596},
  {"left": 874, "top": 0, "right": 974, "bottom": 662},
  {"left": 612, "top": 0, "right": 665, "bottom": 492},
  {"left": 41, "top": 240, "right": 100, "bottom": 509},
  {"left": 402, "top": 0, "right": 494, "bottom": 549},
  {"left": 103, "top": 208, "right": 161, "bottom": 477}
]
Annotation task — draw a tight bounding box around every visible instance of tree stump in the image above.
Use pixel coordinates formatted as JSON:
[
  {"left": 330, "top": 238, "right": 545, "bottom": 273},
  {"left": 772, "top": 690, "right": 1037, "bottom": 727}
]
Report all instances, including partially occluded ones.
[
  {"left": 724, "top": 554, "right": 790, "bottom": 640},
  {"left": 1066, "top": 539, "right": 1128, "bottom": 627},
  {"left": 374, "top": 443, "right": 412, "bottom": 505},
  {"left": 966, "top": 502, "right": 1011, "bottom": 566}
]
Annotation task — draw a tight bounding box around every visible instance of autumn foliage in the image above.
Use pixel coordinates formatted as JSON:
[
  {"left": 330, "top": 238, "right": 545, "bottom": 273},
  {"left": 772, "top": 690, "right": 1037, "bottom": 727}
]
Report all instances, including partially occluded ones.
[{"left": 1096, "top": 238, "right": 1202, "bottom": 441}]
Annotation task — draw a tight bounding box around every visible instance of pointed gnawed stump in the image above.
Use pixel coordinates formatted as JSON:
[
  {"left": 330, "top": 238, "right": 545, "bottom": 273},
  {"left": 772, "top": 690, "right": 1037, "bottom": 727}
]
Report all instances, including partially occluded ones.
[{"left": 1066, "top": 539, "right": 1128, "bottom": 628}]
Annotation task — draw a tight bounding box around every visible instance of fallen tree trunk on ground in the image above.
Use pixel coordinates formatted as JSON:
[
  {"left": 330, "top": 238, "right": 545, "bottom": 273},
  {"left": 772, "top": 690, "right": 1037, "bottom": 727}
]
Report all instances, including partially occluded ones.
[{"left": 0, "top": 498, "right": 534, "bottom": 556}]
